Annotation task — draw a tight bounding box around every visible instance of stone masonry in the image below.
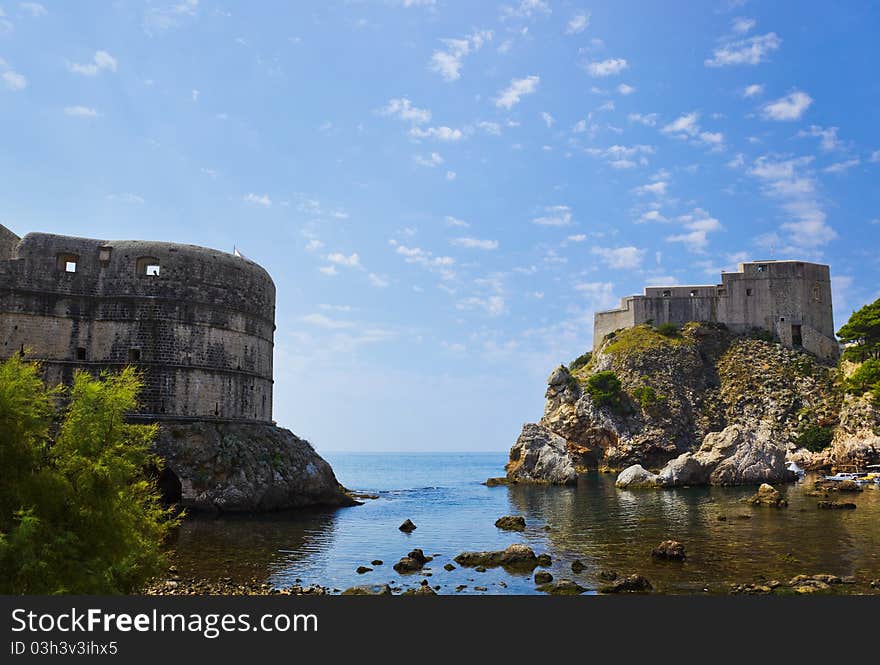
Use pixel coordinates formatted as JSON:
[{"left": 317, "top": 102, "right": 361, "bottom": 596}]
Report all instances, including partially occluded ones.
[
  {"left": 594, "top": 260, "right": 839, "bottom": 362},
  {"left": 0, "top": 224, "right": 275, "bottom": 423}
]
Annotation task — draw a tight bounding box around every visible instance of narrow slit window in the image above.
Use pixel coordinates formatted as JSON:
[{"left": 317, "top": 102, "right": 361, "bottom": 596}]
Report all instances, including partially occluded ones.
[
  {"left": 662, "top": 289, "right": 671, "bottom": 297},
  {"left": 689, "top": 290, "right": 697, "bottom": 297},
  {"left": 746, "top": 288, "right": 753, "bottom": 296},
  {"left": 76, "top": 347, "right": 86, "bottom": 360},
  {"left": 128, "top": 348, "right": 141, "bottom": 362}
]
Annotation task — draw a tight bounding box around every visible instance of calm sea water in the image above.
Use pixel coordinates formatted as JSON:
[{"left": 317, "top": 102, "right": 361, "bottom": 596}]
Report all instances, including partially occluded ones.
[{"left": 169, "top": 452, "right": 880, "bottom": 594}]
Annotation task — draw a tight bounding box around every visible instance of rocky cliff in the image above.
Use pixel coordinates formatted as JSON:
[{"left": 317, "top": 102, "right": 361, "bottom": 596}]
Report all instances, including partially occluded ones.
[
  {"left": 153, "top": 421, "right": 356, "bottom": 512},
  {"left": 507, "top": 323, "right": 879, "bottom": 486}
]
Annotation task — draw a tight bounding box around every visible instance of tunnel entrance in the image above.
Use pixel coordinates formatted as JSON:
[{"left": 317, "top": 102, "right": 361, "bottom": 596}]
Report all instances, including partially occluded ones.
[{"left": 156, "top": 466, "right": 182, "bottom": 505}]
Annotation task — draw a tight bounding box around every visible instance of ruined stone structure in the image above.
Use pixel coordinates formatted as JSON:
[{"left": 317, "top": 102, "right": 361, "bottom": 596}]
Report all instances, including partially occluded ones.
[
  {"left": 0, "top": 224, "right": 275, "bottom": 422},
  {"left": 594, "top": 260, "right": 839, "bottom": 361}
]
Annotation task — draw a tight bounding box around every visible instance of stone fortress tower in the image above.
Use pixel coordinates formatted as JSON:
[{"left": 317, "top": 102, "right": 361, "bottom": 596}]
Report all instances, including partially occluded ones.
[
  {"left": 594, "top": 260, "right": 839, "bottom": 362},
  {"left": 0, "top": 223, "right": 352, "bottom": 512},
  {"left": 0, "top": 224, "right": 274, "bottom": 423}
]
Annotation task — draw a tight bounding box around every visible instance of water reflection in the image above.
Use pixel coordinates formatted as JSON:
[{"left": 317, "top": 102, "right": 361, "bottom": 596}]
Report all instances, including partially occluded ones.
[{"left": 173, "top": 459, "right": 880, "bottom": 594}]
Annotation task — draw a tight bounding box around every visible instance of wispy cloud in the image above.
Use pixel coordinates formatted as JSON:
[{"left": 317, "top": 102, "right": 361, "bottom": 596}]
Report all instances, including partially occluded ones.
[
  {"left": 501, "top": 0, "right": 551, "bottom": 20},
  {"left": 495, "top": 75, "right": 540, "bottom": 109},
  {"left": 414, "top": 152, "right": 444, "bottom": 167},
  {"left": 565, "top": 11, "right": 590, "bottom": 34},
  {"left": 67, "top": 50, "right": 117, "bottom": 76},
  {"left": 731, "top": 17, "right": 756, "bottom": 34},
  {"left": 19, "top": 3, "right": 47, "bottom": 18},
  {"left": 798, "top": 125, "right": 841, "bottom": 152},
  {"left": 585, "top": 58, "right": 628, "bottom": 77},
  {"left": 705, "top": 32, "right": 781, "bottom": 67},
  {"left": 378, "top": 97, "right": 431, "bottom": 124},
  {"left": 243, "top": 193, "right": 271, "bottom": 207},
  {"left": 823, "top": 158, "right": 859, "bottom": 174},
  {"left": 742, "top": 83, "right": 764, "bottom": 98},
  {"left": 409, "top": 126, "right": 465, "bottom": 141},
  {"left": 64, "top": 105, "right": 100, "bottom": 118},
  {"left": 628, "top": 112, "right": 658, "bottom": 126},
  {"left": 143, "top": 0, "right": 199, "bottom": 36},
  {"left": 666, "top": 208, "right": 722, "bottom": 253},
  {"left": 451, "top": 237, "right": 499, "bottom": 250},
  {"left": 590, "top": 246, "right": 645, "bottom": 269},
  {"left": 532, "top": 205, "right": 572, "bottom": 226},
  {"left": 429, "top": 29, "right": 492, "bottom": 81},
  {"left": 761, "top": 90, "right": 812, "bottom": 121},
  {"left": 0, "top": 59, "right": 26, "bottom": 90}
]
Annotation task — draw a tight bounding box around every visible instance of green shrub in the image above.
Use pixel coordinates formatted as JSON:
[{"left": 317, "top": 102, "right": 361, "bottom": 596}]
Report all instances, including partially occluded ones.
[
  {"left": 0, "top": 356, "right": 178, "bottom": 594},
  {"left": 749, "top": 328, "right": 775, "bottom": 342},
  {"left": 655, "top": 322, "right": 680, "bottom": 337},
  {"left": 837, "top": 298, "right": 880, "bottom": 362},
  {"left": 794, "top": 425, "right": 834, "bottom": 452},
  {"left": 631, "top": 384, "right": 663, "bottom": 410},
  {"left": 585, "top": 371, "right": 623, "bottom": 410},
  {"left": 569, "top": 352, "right": 592, "bottom": 373}
]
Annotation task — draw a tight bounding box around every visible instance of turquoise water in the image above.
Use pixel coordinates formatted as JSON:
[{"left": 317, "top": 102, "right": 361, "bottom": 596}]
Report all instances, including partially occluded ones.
[{"left": 170, "top": 452, "right": 880, "bottom": 594}]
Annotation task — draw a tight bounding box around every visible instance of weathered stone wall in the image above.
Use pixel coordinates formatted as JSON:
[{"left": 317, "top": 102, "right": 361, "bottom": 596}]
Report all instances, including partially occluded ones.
[
  {"left": 0, "top": 226, "right": 275, "bottom": 422},
  {"left": 593, "top": 260, "right": 838, "bottom": 361}
]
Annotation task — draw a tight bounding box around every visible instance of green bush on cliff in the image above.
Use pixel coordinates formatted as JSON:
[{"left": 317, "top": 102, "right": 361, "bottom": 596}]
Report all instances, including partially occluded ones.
[
  {"left": 837, "top": 298, "right": 880, "bottom": 362},
  {"left": 584, "top": 371, "right": 624, "bottom": 410},
  {"left": 654, "top": 322, "right": 680, "bottom": 338},
  {"left": 569, "top": 352, "right": 592, "bottom": 373},
  {"left": 631, "top": 384, "right": 664, "bottom": 411},
  {"left": 845, "top": 359, "right": 880, "bottom": 400},
  {"left": 795, "top": 425, "right": 834, "bottom": 452},
  {"left": 0, "top": 356, "right": 177, "bottom": 594}
]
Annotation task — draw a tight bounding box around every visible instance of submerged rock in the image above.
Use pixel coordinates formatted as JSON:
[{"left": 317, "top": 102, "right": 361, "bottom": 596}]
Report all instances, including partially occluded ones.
[
  {"left": 571, "top": 560, "right": 586, "bottom": 573},
  {"left": 454, "top": 544, "right": 539, "bottom": 570},
  {"left": 746, "top": 483, "right": 788, "bottom": 507},
  {"left": 537, "top": 579, "right": 585, "bottom": 595},
  {"left": 494, "top": 515, "right": 526, "bottom": 531},
  {"left": 356, "top": 566, "right": 372, "bottom": 574},
  {"left": 154, "top": 421, "right": 356, "bottom": 512},
  {"left": 534, "top": 571, "right": 553, "bottom": 585},
  {"left": 599, "top": 574, "right": 652, "bottom": 594},
  {"left": 817, "top": 501, "right": 857, "bottom": 510},
  {"left": 341, "top": 584, "right": 393, "bottom": 596},
  {"left": 651, "top": 540, "right": 686, "bottom": 561}
]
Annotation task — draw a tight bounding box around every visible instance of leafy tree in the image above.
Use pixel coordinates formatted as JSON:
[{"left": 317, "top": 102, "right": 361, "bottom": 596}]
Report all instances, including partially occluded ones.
[
  {"left": 845, "top": 358, "right": 880, "bottom": 400},
  {"left": 837, "top": 298, "right": 880, "bottom": 361},
  {"left": 794, "top": 425, "right": 834, "bottom": 452},
  {"left": 0, "top": 357, "right": 177, "bottom": 594}
]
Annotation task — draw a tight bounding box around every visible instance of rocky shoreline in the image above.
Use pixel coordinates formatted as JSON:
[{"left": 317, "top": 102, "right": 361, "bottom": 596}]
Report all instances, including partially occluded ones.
[{"left": 505, "top": 324, "right": 879, "bottom": 488}]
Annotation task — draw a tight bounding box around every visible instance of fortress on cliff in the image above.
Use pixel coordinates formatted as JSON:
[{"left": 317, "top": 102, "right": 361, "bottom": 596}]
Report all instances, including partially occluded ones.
[
  {"left": 593, "top": 260, "right": 839, "bottom": 361},
  {"left": 0, "top": 224, "right": 275, "bottom": 423}
]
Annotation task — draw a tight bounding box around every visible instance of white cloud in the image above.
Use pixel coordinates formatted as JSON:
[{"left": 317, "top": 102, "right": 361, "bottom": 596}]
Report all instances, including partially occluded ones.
[
  {"left": 445, "top": 170, "right": 457, "bottom": 181},
  {"left": 445, "top": 216, "right": 470, "bottom": 228},
  {"left": 389, "top": 240, "right": 456, "bottom": 280},
  {"left": 379, "top": 97, "right": 431, "bottom": 125},
  {"left": 532, "top": 205, "right": 572, "bottom": 226},
  {"left": 67, "top": 50, "right": 118, "bottom": 76},
  {"left": 429, "top": 29, "right": 493, "bottom": 81},
  {"left": 586, "top": 143, "right": 654, "bottom": 169},
  {"left": 662, "top": 111, "right": 700, "bottom": 136},
  {"left": 326, "top": 252, "right": 362, "bottom": 268},
  {"left": 476, "top": 121, "right": 501, "bottom": 135},
  {"left": 243, "top": 193, "right": 271, "bottom": 207},
  {"left": 731, "top": 17, "right": 756, "bottom": 34},
  {"left": 761, "top": 90, "right": 812, "bottom": 121},
  {"left": 567, "top": 234, "right": 587, "bottom": 242},
  {"left": 748, "top": 154, "right": 836, "bottom": 249},
  {"left": 451, "top": 237, "right": 499, "bottom": 250},
  {"left": 635, "top": 180, "right": 668, "bottom": 197},
  {"left": 368, "top": 273, "right": 390, "bottom": 288},
  {"left": 705, "top": 32, "right": 781, "bottom": 67},
  {"left": 742, "top": 83, "right": 764, "bottom": 98},
  {"left": 64, "top": 106, "right": 100, "bottom": 118},
  {"left": 823, "top": 158, "right": 859, "bottom": 174},
  {"left": 586, "top": 58, "right": 628, "bottom": 77},
  {"left": 301, "top": 313, "right": 354, "bottom": 329},
  {"left": 638, "top": 210, "right": 668, "bottom": 223},
  {"left": 798, "top": 125, "right": 841, "bottom": 152},
  {"left": 409, "top": 125, "right": 465, "bottom": 141},
  {"left": 628, "top": 112, "right": 658, "bottom": 126},
  {"left": 871, "top": 150, "right": 880, "bottom": 163},
  {"left": 540, "top": 111, "right": 554, "bottom": 127},
  {"left": 318, "top": 265, "right": 338, "bottom": 276},
  {"left": 502, "top": 0, "right": 551, "bottom": 20},
  {"left": 574, "top": 281, "right": 615, "bottom": 306},
  {"left": 106, "top": 193, "right": 145, "bottom": 204},
  {"left": 565, "top": 11, "right": 590, "bottom": 34},
  {"left": 727, "top": 153, "right": 745, "bottom": 169},
  {"left": 591, "top": 246, "right": 645, "bottom": 269},
  {"left": 414, "top": 152, "right": 444, "bottom": 167},
  {"left": 0, "top": 8, "right": 12, "bottom": 32},
  {"left": 495, "top": 75, "right": 540, "bottom": 109},
  {"left": 2, "top": 69, "right": 26, "bottom": 90},
  {"left": 399, "top": 0, "right": 436, "bottom": 6},
  {"left": 19, "top": 3, "right": 47, "bottom": 17},
  {"left": 666, "top": 208, "right": 722, "bottom": 252},
  {"left": 143, "top": 0, "right": 199, "bottom": 36},
  {"left": 617, "top": 83, "right": 636, "bottom": 95},
  {"left": 456, "top": 295, "right": 506, "bottom": 317}
]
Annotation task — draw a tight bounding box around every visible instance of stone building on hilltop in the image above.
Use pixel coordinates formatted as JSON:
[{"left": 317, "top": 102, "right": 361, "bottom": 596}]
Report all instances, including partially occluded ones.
[{"left": 593, "top": 260, "right": 839, "bottom": 361}]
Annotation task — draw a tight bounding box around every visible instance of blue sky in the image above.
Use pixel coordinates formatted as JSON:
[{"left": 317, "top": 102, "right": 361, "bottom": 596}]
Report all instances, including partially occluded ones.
[{"left": 1, "top": 1, "right": 878, "bottom": 452}]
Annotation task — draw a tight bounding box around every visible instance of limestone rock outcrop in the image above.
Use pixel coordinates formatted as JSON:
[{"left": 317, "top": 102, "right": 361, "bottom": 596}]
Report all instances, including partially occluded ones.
[
  {"left": 508, "top": 323, "right": 856, "bottom": 486},
  {"left": 154, "top": 420, "right": 356, "bottom": 512}
]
